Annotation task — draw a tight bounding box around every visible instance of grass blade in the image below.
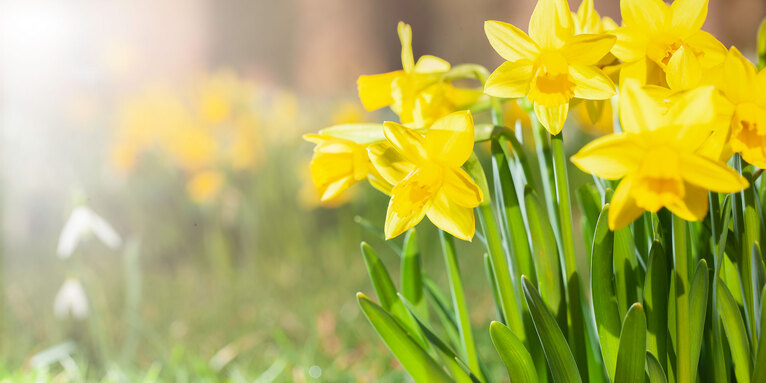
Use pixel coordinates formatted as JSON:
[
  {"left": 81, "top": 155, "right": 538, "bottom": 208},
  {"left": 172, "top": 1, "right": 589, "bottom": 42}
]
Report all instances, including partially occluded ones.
[
  {"left": 357, "top": 293, "right": 453, "bottom": 383},
  {"left": 589, "top": 204, "right": 620, "bottom": 381},
  {"left": 522, "top": 276, "right": 582, "bottom": 383},
  {"left": 614, "top": 303, "right": 646, "bottom": 383},
  {"left": 490, "top": 321, "right": 539, "bottom": 383}
]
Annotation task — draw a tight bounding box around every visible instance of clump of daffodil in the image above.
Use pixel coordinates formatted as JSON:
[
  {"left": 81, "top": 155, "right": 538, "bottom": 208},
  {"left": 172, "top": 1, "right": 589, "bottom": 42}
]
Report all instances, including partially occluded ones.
[
  {"left": 612, "top": 0, "right": 726, "bottom": 89},
  {"left": 358, "top": 22, "right": 480, "bottom": 126},
  {"left": 367, "top": 110, "right": 483, "bottom": 240},
  {"left": 571, "top": 80, "right": 748, "bottom": 230},
  {"left": 484, "top": 0, "right": 617, "bottom": 134},
  {"left": 304, "top": 134, "right": 392, "bottom": 202},
  {"left": 711, "top": 47, "right": 766, "bottom": 168}
]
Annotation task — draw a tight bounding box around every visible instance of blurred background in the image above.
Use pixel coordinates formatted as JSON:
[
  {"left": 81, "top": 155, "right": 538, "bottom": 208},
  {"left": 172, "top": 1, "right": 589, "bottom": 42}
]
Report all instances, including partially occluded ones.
[{"left": 0, "top": 0, "right": 764, "bottom": 381}]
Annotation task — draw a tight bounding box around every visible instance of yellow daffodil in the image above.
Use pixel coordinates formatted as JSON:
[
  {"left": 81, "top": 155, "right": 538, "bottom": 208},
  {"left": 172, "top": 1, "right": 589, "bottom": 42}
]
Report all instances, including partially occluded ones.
[
  {"left": 612, "top": 0, "right": 726, "bottom": 89},
  {"left": 484, "top": 0, "right": 617, "bottom": 134},
  {"left": 304, "top": 134, "right": 391, "bottom": 202},
  {"left": 571, "top": 80, "right": 748, "bottom": 230},
  {"left": 712, "top": 47, "right": 766, "bottom": 168},
  {"left": 357, "top": 22, "right": 479, "bottom": 125},
  {"left": 367, "top": 111, "right": 483, "bottom": 240}
]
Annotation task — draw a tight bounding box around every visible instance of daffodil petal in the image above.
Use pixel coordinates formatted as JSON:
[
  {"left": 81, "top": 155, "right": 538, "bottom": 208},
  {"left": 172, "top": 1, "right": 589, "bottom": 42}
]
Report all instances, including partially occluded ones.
[
  {"left": 571, "top": 133, "right": 645, "bottom": 180},
  {"left": 665, "top": 46, "right": 702, "bottom": 91},
  {"left": 620, "top": 0, "right": 667, "bottom": 31},
  {"left": 666, "top": 182, "right": 708, "bottom": 222},
  {"left": 685, "top": 31, "right": 726, "bottom": 68},
  {"left": 383, "top": 121, "right": 428, "bottom": 164},
  {"left": 574, "top": 0, "right": 599, "bottom": 34},
  {"left": 357, "top": 71, "right": 400, "bottom": 111},
  {"left": 618, "top": 78, "right": 664, "bottom": 133},
  {"left": 426, "top": 189, "right": 475, "bottom": 241},
  {"left": 529, "top": 0, "right": 574, "bottom": 49},
  {"left": 611, "top": 26, "right": 649, "bottom": 63},
  {"left": 561, "top": 34, "right": 617, "bottom": 65},
  {"left": 484, "top": 60, "right": 534, "bottom": 98},
  {"left": 367, "top": 142, "right": 416, "bottom": 185},
  {"left": 721, "top": 47, "right": 757, "bottom": 104},
  {"left": 425, "top": 111, "right": 475, "bottom": 168},
  {"left": 570, "top": 64, "right": 616, "bottom": 100},
  {"left": 534, "top": 102, "right": 569, "bottom": 135},
  {"left": 484, "top": 20, "right": 540, "bottom": 62},
  {"left": 414, "top": 55, "right": 451, "bottom": 74},
  {"left": 608, "top": 176, "right": 644, "bottom": 230},
  {"left": 756, "top": 70, "right": 766, "bottom": 105},
  {"left": 680, "top": 153, "right": 749, "bottom": 193},
  {"left": 384, "top": 170, "right": 431, "bottom": 239},
  {"left": 320, "top": 176, "right": 356, "bottom": 202},
  {"left": 664, "top": 86, "right": 717, "bottom": 149},
  {"left": 443, "top": 168, "right": 483, "bottom": 208},
  {"left": 670, "top": 0, "right": 708, "bottom": 36},
  {"left": 398, "top": 22, "right": 415, "bottom": 73}
]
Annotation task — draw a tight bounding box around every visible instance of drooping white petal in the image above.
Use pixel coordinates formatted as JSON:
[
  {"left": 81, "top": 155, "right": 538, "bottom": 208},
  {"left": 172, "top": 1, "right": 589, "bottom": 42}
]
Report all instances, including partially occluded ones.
[
  {"left": 57, "top": 206, "right": 122, "bottom": 258},
  {"left": 54, "top": 278, "right": 89, "bottom": 320}
]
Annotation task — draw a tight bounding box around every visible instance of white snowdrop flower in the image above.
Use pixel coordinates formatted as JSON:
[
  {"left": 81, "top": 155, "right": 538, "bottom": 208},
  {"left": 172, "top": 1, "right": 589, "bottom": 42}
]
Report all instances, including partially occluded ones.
[
  {"left": 54, "top": 278, "right": 89, "bottom": 320},
  {"left": 57, "top": 206, "right": 122, "bottom": 258}
]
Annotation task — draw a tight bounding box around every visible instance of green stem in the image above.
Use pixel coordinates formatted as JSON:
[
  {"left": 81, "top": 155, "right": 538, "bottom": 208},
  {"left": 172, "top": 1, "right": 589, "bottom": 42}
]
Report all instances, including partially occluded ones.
[
  {"left": 439, "top": 230, "right": 485, "bottom": 382},
  {"left": 532, "top": 116, "right": 560, "bottom": 246},
  {"left": 551, "top": 132, "right": 577, "bottom": 283},
  {"left": 672, "top": 214, "right": 691, "bottom": 383},
  {"left": 465, "top": 154, "right": 525, "bottom": 343},
  {"left": 735, "top": 155, "right": 757, "bottom": 345}
]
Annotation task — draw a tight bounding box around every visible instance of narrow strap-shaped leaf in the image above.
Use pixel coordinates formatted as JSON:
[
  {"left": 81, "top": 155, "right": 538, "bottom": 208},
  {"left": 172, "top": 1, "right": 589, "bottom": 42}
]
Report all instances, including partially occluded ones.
[
  {"left": 490, "top": 321, "right": 539, "bottom": 383},
  {"left": 752, "top": 286, "right": 766, "bottom": 382},
  {"left": 710, "top": 195, "right": 732, "bottom": 383},
  {"left": 614, "top": 303, "right": 646, "bottom": 383},
  {"left": 689, "top": 259, "right": 709, "bottom": 380},
  {"left": 752, "top": 243, "right": 765, "bottom": 335},
  {"left": 759, "top": 17, "right": 766, "bottom": 69},
  {"left": 357, "top": 293, "right": 453, "bottom": 383},
  {"left": 576, "top": 184, "right": 602, "bottom": 259},
  {"left": 401, "top": 229, "right": 424, "bottom": 310},
  {"left": 643, "top": 241, "right": 668, "bottom": 374},
  {"left": 671, "top": 215, "right": 692, "bottom": 383},
  {"left": 590, "top": 204, "right": 620, "bottom": 381},
  {"left": 398, "top": 293, "right": 480, "bottom": 383},
  {"left": 361, "top": 242, "right": 428, "bottom": 348},
  {"left": 524, "top": 187, "right": 564, "bottom": 323},
  {"left": 483, "top": 253, "right": 505, "bottom": 324},
  {"left": 522, "top": 276, "right": 582, "bottom": 383},
  {"left": 424, "top": 276, "right": 461, "bottom": 350},
  {"left": 719, "top": 281, "right": 753, "bottom": 383},
  {"left": 645, "top": 352, "right": 668, "bottom": 383}
]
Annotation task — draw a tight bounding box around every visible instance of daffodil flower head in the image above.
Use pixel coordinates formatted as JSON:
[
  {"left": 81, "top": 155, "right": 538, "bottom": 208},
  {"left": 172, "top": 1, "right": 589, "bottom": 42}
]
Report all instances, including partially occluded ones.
[
  {"left": 714, "top": 47, "right": 766, "bottom": 168},
  {"left": 484, "top": 0, "right": 617, "bottom": 135},
  {"left": 571, "top": 79, "right": 748, "bottom": 230},
  {"left": 357, "top": 22, "right": 478, "bottom": 125},
  {"left": 612, "top": 0, "right": 726, "bottom": 89},
  {"left": 367, "top": 110, "right": 483, "bottom": 240},
  {"left": 304, "top": 134, "right": 377, "bottom": 202}
]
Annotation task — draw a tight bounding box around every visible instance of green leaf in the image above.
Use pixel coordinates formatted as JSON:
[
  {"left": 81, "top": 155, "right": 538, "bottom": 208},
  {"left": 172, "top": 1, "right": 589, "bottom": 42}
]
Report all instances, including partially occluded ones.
[
  {"left": 645, "top": 352, "right": 667, "bottom": 383},
  {"left": 522, "top": 276, "right": 582, "bottom": 383},
  {"left": 751, "top": 243, "right": 765, "bottom": 325},
  {"left": 424, "top": 276, "right": 462, "bottom": 350},
  {"left": 718, "top": 281, "right": 753, "bottom": 383},
  {"left": 689, "top": 259, "right": 709, "bottom": 380},
  {"left": 752, "top": 286, "right": 766, "bottom": 382},
  {"left": 643, "top": 241, "right": 668, "bottom": 373},
  {"left": 614, "top": 303, "right": 646, "bottom": 383},
  {"left": 576, "top": 184, "right": 602, "bottom": 258},
  {"left": 590, "top": 204, "right": 620, "bottom": 381},
  {"left": 361, "top": 242, "right": 427, "bottom": 348},
  {"left": 401, "top": 229, "right": 425, "bottom": 315},
  {"left": 524, "top": 187, "right": 564, "bottom": 322},
  {"left": 357, "top": 293, "right": 453, "bottom": 383},
  {"left": 490, "top": 321, "right": 539, "bottom": 383}
]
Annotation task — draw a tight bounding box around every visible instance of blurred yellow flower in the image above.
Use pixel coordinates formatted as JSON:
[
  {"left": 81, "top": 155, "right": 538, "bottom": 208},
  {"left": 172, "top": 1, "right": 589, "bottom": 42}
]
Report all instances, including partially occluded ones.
[
  {"left": 331, "top": 102, "right": 367, "bottom": 125},
  {"left": 357, "top": 22, "right": 479, "bottom": 125},
  {"left": 368, "top": 111, "right": 483, "bottom": 240},
  {"left": 187, "top": 170, "right": 225, "bottom": 204},
  {"left": 612, "top": 0, "right": 726, "bottom": 89},
  {"left": 484, "top": 0, "right": 616, "bottom": 134},
  {"left": 164, "top": 127, "right": 219, "bottom": 172},
  {"left": 712, "top": 47, "right": 766, "bottom": 168},
  {"left": 571, "top": 80, "right": 748, "bottom": 230}
]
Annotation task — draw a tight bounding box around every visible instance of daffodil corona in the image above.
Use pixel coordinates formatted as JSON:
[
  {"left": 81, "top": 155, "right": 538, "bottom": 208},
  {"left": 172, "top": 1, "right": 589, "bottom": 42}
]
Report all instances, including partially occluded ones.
[
  {"left": 304, "top": 134, "right": 382, "bottom": 202},
  {"left": 484, "top": 0, "right": 616, "bottom": 134},
  {"left": 368, "top": 111, "right": 483, "bottom": 240},
  {"left": 571, "top": 80, "right": 748, "bottom": 230}
]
